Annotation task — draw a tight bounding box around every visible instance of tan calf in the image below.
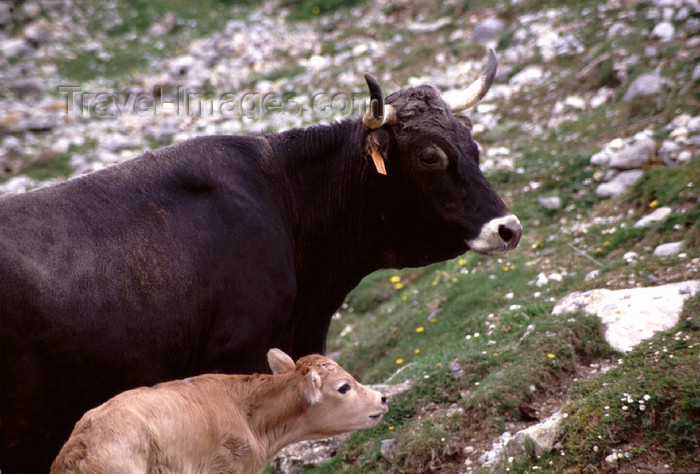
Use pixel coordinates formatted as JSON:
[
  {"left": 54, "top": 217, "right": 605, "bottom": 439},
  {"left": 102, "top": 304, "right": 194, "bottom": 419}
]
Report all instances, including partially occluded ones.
[{"left": 51, "top": 349, "right": 388, "bottom": 473}]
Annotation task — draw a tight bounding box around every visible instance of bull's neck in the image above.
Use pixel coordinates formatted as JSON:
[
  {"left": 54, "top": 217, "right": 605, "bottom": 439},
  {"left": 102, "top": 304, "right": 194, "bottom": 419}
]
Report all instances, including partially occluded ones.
[{"left": 266, "top": 120, "right": 385, "bottom": 293}]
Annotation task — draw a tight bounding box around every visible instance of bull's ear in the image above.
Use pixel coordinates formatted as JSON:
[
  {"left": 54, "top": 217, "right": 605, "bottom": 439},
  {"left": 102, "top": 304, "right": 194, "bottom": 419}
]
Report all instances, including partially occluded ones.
[
  {"left": 364, "top": 129, "right": 390, "bottom": 175},
  {"left": 302, "top": 368, "right": 323, "bottom": 405},
  {"left": 267, "top": 349, "right": 296, "bottom": 374},
  {"left": 455, "top": 115, "right": 473, "bottom": 132}
]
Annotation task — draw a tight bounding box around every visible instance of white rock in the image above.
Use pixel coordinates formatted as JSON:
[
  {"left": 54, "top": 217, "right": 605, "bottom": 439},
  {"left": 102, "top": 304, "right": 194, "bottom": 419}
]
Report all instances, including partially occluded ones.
[
  {"left": 605, "top": 453, "right": 619, "bottom": 466},
  {"left": 634, "top": 206, "right": 672, "bottom": 227},
  {"left": 380, "top": 438, "right": 398, "bottom": 461},
  {"left": 590, "top": 149, "right": 614, "bottom": 166},
  {"left": 552, "top": 281, "right": 700, "bottom": 352},
  {"left": 535, "top": 272, "right": 549, "bottom": 287},
  {"left": 595, "top": 170, "right": 644, "bottom": 198},
  {"left": 509, "top": 65, "right": 544, "bottom": 87},
  {"left": 505, "top": 411, "right": 564, "bottom": 457},
  {"left": 623, "top": 73, "right": 671, "bottom": 102},
  {"left": 0, "top": 38, "right": 32, "bottom": 58},
  {"left": 0, "top": 2, "right": 10, "bottom": 26},
  {"left": 623, "top": 251, "right": 638, "bottom": 263},
  {"left": 653, "top": 241, "right": 683, "bottom": 257},
  {"left": 473, "top": 18, "right": 505, "bottom": 43},
  {"left": 585, "top": 270, "right": 599, "bottom": 281},
  {"left": 651, "top": 21, "right": 675, "bottom": 41},
  {"left": 609, "top": 137, "right": 656, "bottom": 169},
  {"left": 539, "top": 196, "right": 562, "bottom": 209},
  {"left": 677, "top": 150, "right": 693, "bottom": 163}
]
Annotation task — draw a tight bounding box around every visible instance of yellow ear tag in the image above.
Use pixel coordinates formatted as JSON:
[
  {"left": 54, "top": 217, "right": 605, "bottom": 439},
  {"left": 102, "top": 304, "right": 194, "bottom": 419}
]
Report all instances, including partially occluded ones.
[{"left": 369, "top": 134, "right": 387, "bottom": 175}]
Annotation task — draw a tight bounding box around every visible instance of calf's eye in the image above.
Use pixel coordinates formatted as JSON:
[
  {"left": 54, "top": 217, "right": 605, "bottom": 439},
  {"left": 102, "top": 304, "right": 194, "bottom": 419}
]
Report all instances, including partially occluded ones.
[{"left": 338, "top": 383, "right": 352, "bottom": 394}]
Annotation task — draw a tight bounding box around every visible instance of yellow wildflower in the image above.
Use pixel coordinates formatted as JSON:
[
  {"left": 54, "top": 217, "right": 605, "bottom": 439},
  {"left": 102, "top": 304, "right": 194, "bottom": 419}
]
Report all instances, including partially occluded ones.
[
  {"left": 649, "top": 200, "right": 658, "bottom": 208},
  {"left": 396, "top": 358, "right": 404, "bottom": 365},
  {"left": 547, "top": 353, "right": 556, "bottom": 359},
  {"left": 458, "top": 258, "right": 467, "bottom": 265},
  {"left": 390, "top": 275, "right": 401, "bottom": 283},
  {"left": 393, "top": 282, "right": 404, "bottom": 290},
  {"left": 415, "top": 349, "right": 420, "bottom": 354},
  {"left": 416, "top": 327, "right": 424, "bottom": 333}
]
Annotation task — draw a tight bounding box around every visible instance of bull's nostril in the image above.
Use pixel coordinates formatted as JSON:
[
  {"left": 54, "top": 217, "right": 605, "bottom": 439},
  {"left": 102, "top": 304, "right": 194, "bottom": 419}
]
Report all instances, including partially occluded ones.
[
  {"left": 498, "top": 219, "right": 523, "bottom": 250},
  {"left": 498, "top": 225, "right": 513, "bottom": 243}
]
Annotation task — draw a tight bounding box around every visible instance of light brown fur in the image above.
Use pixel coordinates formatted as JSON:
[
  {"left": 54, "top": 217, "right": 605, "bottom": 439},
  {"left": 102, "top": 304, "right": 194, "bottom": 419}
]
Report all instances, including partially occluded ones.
[{"left": 51, "top": 350, "right": 387, "bottom": 474}]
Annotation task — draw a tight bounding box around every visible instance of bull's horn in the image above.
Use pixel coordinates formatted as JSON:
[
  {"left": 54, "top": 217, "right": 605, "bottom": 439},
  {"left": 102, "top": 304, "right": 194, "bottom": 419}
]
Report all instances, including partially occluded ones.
[
  {"left": 363, "top": 73, "right": 397, "bottom": 129},
  {"left": 444, "top": 48, "right": 498, "bottom": 113}
]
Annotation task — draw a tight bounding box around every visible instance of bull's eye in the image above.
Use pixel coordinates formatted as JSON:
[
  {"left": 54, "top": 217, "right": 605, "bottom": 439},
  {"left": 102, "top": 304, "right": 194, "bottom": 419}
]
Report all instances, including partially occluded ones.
[
  {"left": 421, "top": 153, "right": 439, "bottom": 165},
  {"left": 338, "top": 383, "right": 352, "bottom": 394},
  {"left": 420, "top": 147, "right": 448, "bottom": 168}
]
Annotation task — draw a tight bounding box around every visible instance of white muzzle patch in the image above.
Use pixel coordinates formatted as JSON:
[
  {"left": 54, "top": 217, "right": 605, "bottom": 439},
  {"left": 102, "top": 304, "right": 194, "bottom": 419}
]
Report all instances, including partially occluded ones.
[{"left": 466, "top": 214, "right": 522, "bottom": 256}]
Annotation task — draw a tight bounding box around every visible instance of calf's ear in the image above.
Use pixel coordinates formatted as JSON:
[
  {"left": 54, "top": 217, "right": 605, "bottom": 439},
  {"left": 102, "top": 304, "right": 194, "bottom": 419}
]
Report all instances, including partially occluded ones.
[
  {"left": 267, "top": 348, "right": 296, "bottom": 374},
  {"left": 302, "top": 368, "right": 323, "bottom": 405}
]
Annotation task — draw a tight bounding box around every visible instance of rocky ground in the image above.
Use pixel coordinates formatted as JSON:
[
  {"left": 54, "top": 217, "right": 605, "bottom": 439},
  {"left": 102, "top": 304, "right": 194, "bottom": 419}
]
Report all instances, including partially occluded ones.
[{"left": 1, "top": 0, "right": 699, "bottom": 471}]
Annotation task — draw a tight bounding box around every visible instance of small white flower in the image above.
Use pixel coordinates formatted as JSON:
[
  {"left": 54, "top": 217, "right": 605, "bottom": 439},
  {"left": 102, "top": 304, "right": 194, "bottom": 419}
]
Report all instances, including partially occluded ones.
[
  {"left": 640, "top": 405, "right": 646, "bottom": 411},
  {"left": 593, "top": 445, "right": 599, "bottom": 452},
  {"left": 563, "top": 413, "right": 568, "bottom": 418},
  {"left": 622, "top": 405, "right": 628, "bottom": 411},
  {"left": 508, "top": 456, "right": 514, "bottom": 463},
  {"left": 643, "top": 394, "right": 651, "bottom": 401},
  {"left": 604, "top": 406, "right": 609, "bottom": 410}
]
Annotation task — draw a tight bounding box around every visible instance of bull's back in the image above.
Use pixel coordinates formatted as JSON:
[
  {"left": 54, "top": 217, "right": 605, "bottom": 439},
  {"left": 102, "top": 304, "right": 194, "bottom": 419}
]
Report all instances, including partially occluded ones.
[{"left": 0, "top": 135, "right": 296, "bottom": 470}]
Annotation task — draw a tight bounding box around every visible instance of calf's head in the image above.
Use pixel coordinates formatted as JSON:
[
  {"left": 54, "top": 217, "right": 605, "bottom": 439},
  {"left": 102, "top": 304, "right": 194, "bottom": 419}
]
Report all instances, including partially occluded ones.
[
  {"left": 267, "top": 349, "right": 387, "bottom": 437},
  {"left": 363, "top": 49, "right": 522, "bottom": 263}
]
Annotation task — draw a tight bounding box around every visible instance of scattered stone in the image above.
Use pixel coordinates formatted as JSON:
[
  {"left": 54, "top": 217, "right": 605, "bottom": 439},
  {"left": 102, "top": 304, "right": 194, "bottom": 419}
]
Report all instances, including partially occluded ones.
[
  {"left": 148, "top": 11, "right": 177, "bottom": 37},
  {"left": 539, "top": 196, "right": 562, "bottom": 209},
  {"left": 535, "top": 272, "right": 549, "bottom": 287},
  {"left": 7, "top": 78, "right": 45, "bottom": 97},
  {"left": 609, "top": 137, "right": 656, "bottom": 169},
  {"left": 653, "top": 241, "right": 683, "bottom": 257},
  {"left": 623, "top": 73, "right": 671, "bottom": 102},
  {"left": 380, "top": 438, "right": 398, "bottom": 461},
  {"left": 478, "top": 431, "right": 512, "bottom": 469},
  {"left": 406, "top": 17, "right": 451, "bottom": 34},
  {"left": 605, "top": 452, "right": 619, "bottom": 467},
  {"left": 505, "top": 411, "right": 564, "bottom": 458},
  {"left": 509, "top": 65, "right": 545, "bottom": 87},
  {"left": 473, "top": 18, "right": 505, "bottom": 44},
  {"left": 634, "top": 206, "right": 672, "bottom": 227},
  {"left": 0, "top": 38, "right": 32, "bottom": 58},
  {"left": 650, "top": 21, "right": 675, "bottom": 41},
  {"left": 24, "top": 18, "right": 54, "bottom": 45},
  {"left": 0, "top": 2, "right": 11, "bottom": 26},
  {"left": 552, "top": 280, "right": 700, "bottom": 352},
  {"left": 272, "top": 435, "right": 348, "bottom": 474},
  {"left": 449, "top": 360, "right": 465, "bottom": 378},
  {"left": 595, "top": 170, "right": 644, "bottom": 199},
  {"left": 658, "top": 140, "right": 681, "bottom": 165}
]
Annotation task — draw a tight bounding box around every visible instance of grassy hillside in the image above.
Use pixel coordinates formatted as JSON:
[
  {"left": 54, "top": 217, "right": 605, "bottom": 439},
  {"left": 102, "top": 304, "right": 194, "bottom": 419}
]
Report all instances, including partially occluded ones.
[{"left": 3, "top": 0, "right": 698, "bottom": 471}]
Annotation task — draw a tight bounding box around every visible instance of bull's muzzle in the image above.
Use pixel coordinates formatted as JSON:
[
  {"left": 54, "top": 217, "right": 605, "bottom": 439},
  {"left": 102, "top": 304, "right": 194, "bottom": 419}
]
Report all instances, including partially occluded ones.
[{"left": 466, "top": 214, "right": 522, "bottom": 256}]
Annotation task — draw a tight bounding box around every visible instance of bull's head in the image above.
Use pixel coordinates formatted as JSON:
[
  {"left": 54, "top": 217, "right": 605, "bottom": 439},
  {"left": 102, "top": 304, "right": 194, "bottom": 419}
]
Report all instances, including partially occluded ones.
[{"left": 362, "top": 49, "right": 521, "bottom": 261}]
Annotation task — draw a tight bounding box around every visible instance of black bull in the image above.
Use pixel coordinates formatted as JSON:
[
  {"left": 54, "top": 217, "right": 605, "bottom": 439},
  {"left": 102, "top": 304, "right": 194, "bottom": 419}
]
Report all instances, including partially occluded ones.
[{"left": 0, "top": 53, "right": 521, "bottom": 471}]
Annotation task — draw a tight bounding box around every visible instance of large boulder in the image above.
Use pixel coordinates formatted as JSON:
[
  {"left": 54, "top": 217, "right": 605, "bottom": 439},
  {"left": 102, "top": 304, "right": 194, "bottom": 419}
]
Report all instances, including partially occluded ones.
[{"left": 553, "top": 281, "right": 700, "bottom": 352}]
